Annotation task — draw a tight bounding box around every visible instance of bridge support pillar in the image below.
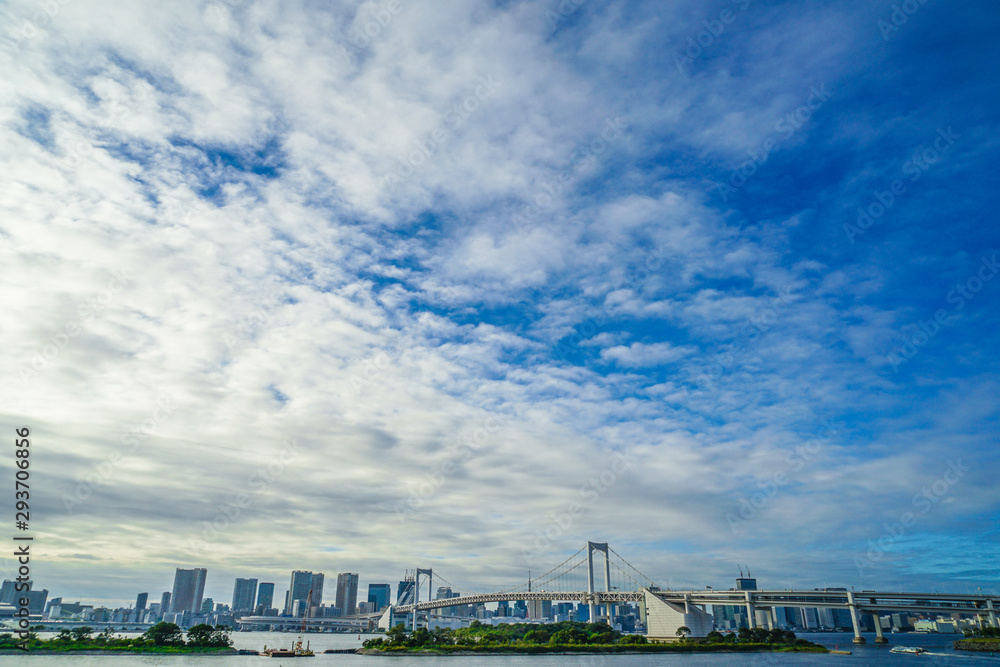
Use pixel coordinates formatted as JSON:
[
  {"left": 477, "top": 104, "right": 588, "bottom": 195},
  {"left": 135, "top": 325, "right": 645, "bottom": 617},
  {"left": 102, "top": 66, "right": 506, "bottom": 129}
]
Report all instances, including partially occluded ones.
[
  {"left": 847, "top": 591, "right": 866, "bottom": 644},
  {"left": 873, "top": 613, "right": 888, "bottom": 644},
  {"left": 587, "top": 542, "right": 610, "bottom": 623},
  {"left": 765, "top": 607, "right": 774, "bottom": 630},
  {"left": 744, "top": 592, "right": 755, "bottom": 629},
  {"left": 988, "top": 600, "right": 998, "bottom": 629}
]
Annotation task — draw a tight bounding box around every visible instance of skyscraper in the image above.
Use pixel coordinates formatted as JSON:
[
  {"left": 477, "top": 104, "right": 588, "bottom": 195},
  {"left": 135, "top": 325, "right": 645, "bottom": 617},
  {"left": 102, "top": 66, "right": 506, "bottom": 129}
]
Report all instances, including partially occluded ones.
[
  {"left": 368, "top": 583, "right": 391, "bottom": 612},
  {"left": 336, "top": 573, "right": 359, "bottom": 615},
  {"left": 396, "top": 577, "right": 414, "bottom": 605},
  {"left": 257, "top": 582, "right": 275, "bottom": 610},
  {"left": 232, "top": 578, "right": 258, "bottom": 613},
  {"left": 135, "top": 592, "right": 148, "bottom": 612},
  {"left": 311, "top": 573, "right": 325, "bottom": 607},
  {"left": 285, "top": 570, "right": 320, "bottom": 616},
  {"left": 160, "top": 592, "right": 171, "bottom": 614},
  {"left": 169, "top": 568, "right": 207, "bottom": 614}
]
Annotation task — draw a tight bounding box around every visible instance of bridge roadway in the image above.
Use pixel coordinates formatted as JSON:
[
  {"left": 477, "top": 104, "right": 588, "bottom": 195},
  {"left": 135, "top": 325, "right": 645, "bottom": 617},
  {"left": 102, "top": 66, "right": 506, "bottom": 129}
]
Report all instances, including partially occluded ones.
[
  {"left": 236, "top": 588, "right": 999, "bottom": 643},
  {"left": 397, "top": 589, "right": 1000, "bottom": 617}
]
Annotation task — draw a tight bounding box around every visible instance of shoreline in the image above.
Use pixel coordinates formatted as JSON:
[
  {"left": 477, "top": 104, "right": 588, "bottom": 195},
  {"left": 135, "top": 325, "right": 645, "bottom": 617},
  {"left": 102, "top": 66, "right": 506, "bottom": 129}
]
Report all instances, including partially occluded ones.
[{"left": 357, "top": 644, "right": 829, "bottom": 656}]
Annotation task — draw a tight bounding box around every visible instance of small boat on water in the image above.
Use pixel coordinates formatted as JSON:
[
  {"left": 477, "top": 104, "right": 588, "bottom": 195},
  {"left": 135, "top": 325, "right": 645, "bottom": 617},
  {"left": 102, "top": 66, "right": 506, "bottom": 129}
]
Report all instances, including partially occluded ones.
[
  {"left": 261, "top": 638, "right": 314, "bottom": 658},
  {"left": 890, "top": 646, "right": 928, "bottom": 654}
]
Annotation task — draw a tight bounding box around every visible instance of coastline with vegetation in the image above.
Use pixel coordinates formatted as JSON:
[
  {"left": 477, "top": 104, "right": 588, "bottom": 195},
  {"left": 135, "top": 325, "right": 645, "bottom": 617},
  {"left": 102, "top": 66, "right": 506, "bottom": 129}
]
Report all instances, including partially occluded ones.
[
  {"left": 359, "top": 620, "right": 828, "bottom": 655},
  {"left": 0, "top": 622, "right": 237, "bottom": 654},
  {"left": 955, "top": 627, "right": 1000, "bottom": 653}
]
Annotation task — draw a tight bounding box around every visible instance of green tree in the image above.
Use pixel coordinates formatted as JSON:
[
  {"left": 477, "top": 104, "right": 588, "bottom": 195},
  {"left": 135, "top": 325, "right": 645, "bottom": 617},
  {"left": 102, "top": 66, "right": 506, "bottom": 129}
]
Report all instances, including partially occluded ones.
[
  {"left": 675, "top": 625, "right": 691, "bottom": 639},
  {"left": 142, "top": 621, "right": 185, "bottom": 646},
  {"left": 385, "top": 623, "right": 408, "bottom": 645},
  {"left": 70, "top": 627, "right": 94, "bottom": 642},
  {"left": 737, "top": 627, "right": 752, "bottom": 642},
  {"left": 185, "top": 623, "right": 231, "bottom": 647},
  {"left": 523, "top": 629, "right": 550, "bottom": 644},
  {"left": 705, "top": 630, "right": 724, "bottom": 643},
  {"left": 617, "top": 634, "right": 647, "bottom": 644}
]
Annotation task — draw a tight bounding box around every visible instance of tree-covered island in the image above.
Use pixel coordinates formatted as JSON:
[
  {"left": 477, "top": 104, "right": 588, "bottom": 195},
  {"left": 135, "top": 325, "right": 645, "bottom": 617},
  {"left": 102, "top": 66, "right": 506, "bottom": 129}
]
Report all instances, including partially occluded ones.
[
  {"left": 0, "top": 622, "right": 237, "bottom": 653},
  {"left": 360, "top": 620, "right": 828, "bottom": 654}
]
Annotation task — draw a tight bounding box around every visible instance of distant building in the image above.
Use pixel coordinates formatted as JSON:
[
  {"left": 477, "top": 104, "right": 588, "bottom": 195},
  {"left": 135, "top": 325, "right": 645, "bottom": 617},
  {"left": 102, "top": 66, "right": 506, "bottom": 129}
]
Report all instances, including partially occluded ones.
[
  {"left": 336, "top": 573, "right": 359, "bottom": 616},
  {"left": 527, "top": 599, "right": 552, "bottom": 620},
  {"left": 285, "top": 571, "right": 323, "bottom": 616},
  {"left": 368, "top": 584, "right": 391, "bottom": 612},
  {"left": 257, "top": 582, "right": 275, "bottom": 610},
  {"left": 160, "top": 592, "right": 171, "bottom": 615},
  {"left": 232, "top": 578, "right": 258, "bottom": 613},
  {"left": 200, "top": 598, "right": 214, "bottom": 613},
  {"left": 27, "top": 589, "right": 48, "bottom": 614},
  {"left": 135, "top": 593, "right": 148, "bottom": 612},
  {"left": 169, "top": 568, "right": 207, "bottom": 614},
  {"left": 396, "top": 578, "right": 415, "bottom": 605},
  {"left": 0, "top": 580, "right": 24, "bottom": 605}
]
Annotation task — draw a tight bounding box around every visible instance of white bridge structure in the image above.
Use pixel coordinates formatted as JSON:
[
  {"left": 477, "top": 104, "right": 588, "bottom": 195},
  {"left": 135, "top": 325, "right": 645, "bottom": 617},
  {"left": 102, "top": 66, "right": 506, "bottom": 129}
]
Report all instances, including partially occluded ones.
[{"left": 238, "top": 542, "right": 1000, "bottom": 644}]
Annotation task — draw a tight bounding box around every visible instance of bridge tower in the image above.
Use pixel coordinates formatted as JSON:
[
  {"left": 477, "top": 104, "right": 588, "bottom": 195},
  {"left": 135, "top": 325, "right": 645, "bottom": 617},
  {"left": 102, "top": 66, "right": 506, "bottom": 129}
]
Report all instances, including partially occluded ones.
[
  {"left": 412, "top": 568, "right": 432, "bottom": 630},
  {"left": 586, "top": 541, "right": 611, "bottom": 623}
]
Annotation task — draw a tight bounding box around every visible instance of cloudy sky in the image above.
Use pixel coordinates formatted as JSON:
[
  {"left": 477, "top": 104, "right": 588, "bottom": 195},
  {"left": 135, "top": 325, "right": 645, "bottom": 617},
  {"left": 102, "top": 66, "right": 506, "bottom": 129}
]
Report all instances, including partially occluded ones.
[{"left": 2, "top": 0, "right": 998, "bottom": 608}]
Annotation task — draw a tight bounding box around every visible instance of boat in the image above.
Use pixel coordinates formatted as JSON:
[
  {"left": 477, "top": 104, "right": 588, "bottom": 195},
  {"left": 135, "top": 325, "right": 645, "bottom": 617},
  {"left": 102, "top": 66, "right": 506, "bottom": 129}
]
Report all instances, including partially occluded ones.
[
  {"left": 261, "top": 640, "right": 314, "bottom": 658},
  {"left": 890, "top": 646, "right": 928, "bottom": 654}
]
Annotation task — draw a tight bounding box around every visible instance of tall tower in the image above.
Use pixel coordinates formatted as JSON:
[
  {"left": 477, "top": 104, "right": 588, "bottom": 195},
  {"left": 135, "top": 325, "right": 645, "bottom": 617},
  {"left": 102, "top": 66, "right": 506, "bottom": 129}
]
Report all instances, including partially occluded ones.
[
  {"left": 232, "top": 578, "right": 258, "bottom": 613},
  {"left": 336, "top": 573, "right": 359, "bottom": 615},
  {"left": 257, "top": 582, "right": 275, "bottom": 611},
  {"left": 170, "top": 568, "right": 207, "bottom": 614},
  {"left": 285, "top": 571, "right": 314, "bottom": 616}
]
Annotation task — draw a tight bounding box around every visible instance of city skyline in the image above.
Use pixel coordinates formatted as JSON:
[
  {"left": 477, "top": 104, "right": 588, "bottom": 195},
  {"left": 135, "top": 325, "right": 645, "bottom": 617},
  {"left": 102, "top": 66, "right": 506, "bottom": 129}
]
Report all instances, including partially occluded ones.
[{"left": 2, "top": 0, "right": 998, "bottom": 610}]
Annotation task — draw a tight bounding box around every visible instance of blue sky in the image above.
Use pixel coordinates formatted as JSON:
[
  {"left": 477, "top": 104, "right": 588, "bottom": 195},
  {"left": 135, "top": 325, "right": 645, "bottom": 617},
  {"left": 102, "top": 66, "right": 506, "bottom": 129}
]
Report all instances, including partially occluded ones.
[{"left": 1, "top": 0, "right": 998, "bottom": 607}]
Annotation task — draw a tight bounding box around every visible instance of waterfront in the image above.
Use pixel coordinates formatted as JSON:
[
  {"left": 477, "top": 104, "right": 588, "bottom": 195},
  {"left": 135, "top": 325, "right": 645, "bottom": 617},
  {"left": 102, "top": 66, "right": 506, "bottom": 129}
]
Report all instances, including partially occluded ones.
[{"left": 6, "top": 631, "right": 999, "bottom": 665}]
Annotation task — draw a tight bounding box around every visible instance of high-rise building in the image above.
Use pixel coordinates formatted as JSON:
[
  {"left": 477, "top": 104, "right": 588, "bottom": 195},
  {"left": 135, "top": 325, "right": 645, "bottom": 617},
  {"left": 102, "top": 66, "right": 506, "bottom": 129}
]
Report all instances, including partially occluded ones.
[
  {"left": 160, "top": 592, "right": 171, "bottom": 614},
  {"left": 27, "top": 589, "right": 48, "bottom": 614},
  {"left": 285, "top": 571, "right": 321, "bottom": 616},
  {"left": 0, "top": 580, "right": 23, "bottom": 605},
  {"left": 200, "top": 598, "right": 214, "bottom": 613},
  {"left": 257, "top": 582, "right": 275, "bottom": 610},
  {"left": 336, "top": 573, "right": 359, "bottom": 616},
  {"left": 396, "top": 577, "right": 415, "bottom": 605},
  {"left": 232, "top": 578, "right": 258, "bottom": 613},
  {"left": 170, "top": 568, "right": 207, "bottom": 614},
  {"left": 135, "top": 593, "right": 148, "bottom": 612},
  {"left": 368, "top": 584, "right": 391, "bottom": 612},
  {"left": 527, "top": 599, "right": 552, "bottom": 619},
  {"left": 311, "top": 573, "right": 325, "bottom": 607}
]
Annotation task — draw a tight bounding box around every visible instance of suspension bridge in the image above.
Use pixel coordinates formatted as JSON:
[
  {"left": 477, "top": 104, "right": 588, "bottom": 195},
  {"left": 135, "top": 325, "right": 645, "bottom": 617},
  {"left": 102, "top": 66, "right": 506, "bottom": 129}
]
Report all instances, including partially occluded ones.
[{"left": 236, "top": 541, "right": 1000, "bottom": 644}]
